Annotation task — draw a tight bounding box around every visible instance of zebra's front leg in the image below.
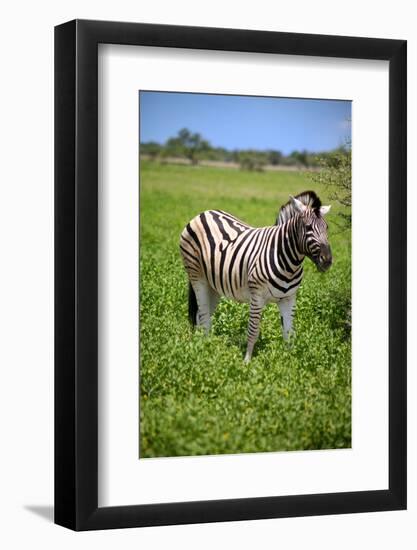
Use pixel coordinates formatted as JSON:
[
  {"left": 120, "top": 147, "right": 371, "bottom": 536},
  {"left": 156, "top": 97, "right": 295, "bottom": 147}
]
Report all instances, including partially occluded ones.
[
  {"left": 244, "top": 295, "right": 266, "bottom": 363},
  {"left": 277, "top": 293, "right": 297, "bottom": 341}
]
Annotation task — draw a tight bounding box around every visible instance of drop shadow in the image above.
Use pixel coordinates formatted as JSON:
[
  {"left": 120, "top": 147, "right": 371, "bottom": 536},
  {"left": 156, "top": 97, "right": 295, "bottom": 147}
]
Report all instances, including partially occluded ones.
[{"left": 24, "top": 505, "right": 54, "bottom": 523}]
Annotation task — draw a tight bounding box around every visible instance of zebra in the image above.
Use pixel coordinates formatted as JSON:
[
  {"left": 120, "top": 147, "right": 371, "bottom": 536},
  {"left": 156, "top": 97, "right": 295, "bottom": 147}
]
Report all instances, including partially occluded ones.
[{"left": 179, "top": 191, "right": 332, "bottom": 362}]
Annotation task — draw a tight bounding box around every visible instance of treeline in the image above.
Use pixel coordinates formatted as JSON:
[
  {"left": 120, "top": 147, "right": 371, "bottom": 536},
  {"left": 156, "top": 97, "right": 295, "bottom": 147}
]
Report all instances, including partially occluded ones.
[{"left": 141, "top": 128, "right": 346, "bottom": 171}]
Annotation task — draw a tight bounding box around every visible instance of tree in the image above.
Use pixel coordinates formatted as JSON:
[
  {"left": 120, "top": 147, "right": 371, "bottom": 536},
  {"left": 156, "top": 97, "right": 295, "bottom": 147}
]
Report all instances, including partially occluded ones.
[
  {"left": 238, "top": 151, "right": 267, "bottom": 172},
  {"left": 168, "top": 128, "right": 211, "bottom": 165},
  {"left": 289, "top": 149, "right": 309, "bottom": 168},
  {"left": 268, "top": 150, "right": 283, "bottom": 166},
  {"left": 310, "top": 143, "right": 352, "bottom": 229},
  {"left": 141, "top": 141, "right": 161, "bottom": 161},
  {"left": 165, "top": 136, "right": 183, "bottom": 158}
]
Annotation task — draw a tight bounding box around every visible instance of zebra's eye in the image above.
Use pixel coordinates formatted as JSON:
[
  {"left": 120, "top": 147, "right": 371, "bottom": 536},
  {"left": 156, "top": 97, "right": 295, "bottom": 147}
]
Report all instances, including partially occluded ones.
[{"left": 305, "top": 223, "right": 313, "bottom": 231}]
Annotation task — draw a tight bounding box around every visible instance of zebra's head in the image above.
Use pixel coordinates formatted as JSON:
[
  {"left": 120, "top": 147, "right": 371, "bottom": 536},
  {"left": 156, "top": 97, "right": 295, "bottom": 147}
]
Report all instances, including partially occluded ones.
[{"left": 289, "top": 193, "right": 332, "bottom": 272}]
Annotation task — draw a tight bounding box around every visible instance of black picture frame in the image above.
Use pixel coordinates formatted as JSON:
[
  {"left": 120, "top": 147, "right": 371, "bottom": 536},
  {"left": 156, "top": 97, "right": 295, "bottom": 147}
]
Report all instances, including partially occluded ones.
[{"left": 55, "top": 19, "right": 407, "bottom": 531}]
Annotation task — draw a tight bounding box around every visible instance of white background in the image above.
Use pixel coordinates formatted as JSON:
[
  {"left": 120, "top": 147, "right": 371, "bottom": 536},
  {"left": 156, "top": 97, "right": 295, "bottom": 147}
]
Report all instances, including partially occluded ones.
[
  {"left": 0, "top": 1, "right": 415, "bottom": 549},
  {"left": 99, "top": 46, "right": 389, "bottom": 506}
]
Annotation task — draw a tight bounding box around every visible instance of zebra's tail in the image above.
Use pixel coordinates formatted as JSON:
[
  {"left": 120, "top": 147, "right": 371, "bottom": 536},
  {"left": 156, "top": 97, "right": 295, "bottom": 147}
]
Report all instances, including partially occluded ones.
[{"left": 188, "top": 282, "right": 198, "bottom": 327}]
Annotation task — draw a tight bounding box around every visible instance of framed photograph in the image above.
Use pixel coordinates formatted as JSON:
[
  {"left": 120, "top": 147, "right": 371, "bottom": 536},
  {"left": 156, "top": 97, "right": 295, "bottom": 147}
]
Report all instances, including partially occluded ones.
[{"left": 55, "top": 19, "right": 406, "bottom": 530}]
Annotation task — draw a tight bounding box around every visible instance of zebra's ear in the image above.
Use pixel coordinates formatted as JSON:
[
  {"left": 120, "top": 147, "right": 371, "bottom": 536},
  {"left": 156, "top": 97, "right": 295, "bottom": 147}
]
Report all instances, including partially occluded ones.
[
  {"left": 320, "top": 205, "right": 331, "bottom": 216},
  {"left": 290, "top": 195, "right": 307, "bottom": 214}
]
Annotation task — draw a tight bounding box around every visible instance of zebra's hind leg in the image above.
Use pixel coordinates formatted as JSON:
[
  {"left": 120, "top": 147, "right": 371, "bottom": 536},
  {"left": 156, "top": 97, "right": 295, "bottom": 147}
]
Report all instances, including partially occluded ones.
[
  {"left": 244, "top": 294, "right": 266, "bottom": 363},
  {"left": 277, "top": 293, "right": 297, "bottom": 341},
  {"left": 208, "top": 288, "right": 220, "bottom": 319},
  {"left": 191, "top": 279, "right": 219, "bottom": 333}
]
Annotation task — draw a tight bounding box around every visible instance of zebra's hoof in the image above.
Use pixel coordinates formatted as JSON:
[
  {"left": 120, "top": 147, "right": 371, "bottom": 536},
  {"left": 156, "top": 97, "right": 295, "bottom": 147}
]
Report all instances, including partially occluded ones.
[{"left": 284, "top": 338, "right": 294, "bottom": 349}]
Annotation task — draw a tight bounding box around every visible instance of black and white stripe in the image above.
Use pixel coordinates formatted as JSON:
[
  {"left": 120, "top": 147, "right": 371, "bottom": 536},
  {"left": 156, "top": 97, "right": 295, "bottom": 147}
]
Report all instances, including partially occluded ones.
[{"left": 180, "top": 191, "right": 332, "bottom": 362}]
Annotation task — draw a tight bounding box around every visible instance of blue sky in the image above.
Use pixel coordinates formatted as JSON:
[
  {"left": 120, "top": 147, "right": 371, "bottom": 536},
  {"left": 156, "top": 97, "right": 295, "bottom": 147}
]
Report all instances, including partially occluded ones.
[{"left": 139, "top": 91, "right": 351, "bottom": 155}]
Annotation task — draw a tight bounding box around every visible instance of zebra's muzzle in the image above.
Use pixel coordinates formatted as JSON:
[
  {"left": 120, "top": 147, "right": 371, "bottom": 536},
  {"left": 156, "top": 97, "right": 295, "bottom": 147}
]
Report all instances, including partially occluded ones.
[{"left": 315, "top": 245, "right": 332, "bottom": 272}]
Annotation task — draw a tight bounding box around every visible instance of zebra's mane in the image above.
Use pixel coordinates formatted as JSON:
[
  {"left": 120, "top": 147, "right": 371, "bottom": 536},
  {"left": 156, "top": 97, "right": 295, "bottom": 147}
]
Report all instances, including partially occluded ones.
[{"left": 276, "top": 190, "right": 322, "bottom": 226}]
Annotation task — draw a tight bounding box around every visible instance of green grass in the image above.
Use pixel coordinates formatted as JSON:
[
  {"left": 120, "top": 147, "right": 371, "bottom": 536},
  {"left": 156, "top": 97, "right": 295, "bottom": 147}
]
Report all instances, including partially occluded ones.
[{"left": 140, "top": 160, "right": 351, "bottom": 458}]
